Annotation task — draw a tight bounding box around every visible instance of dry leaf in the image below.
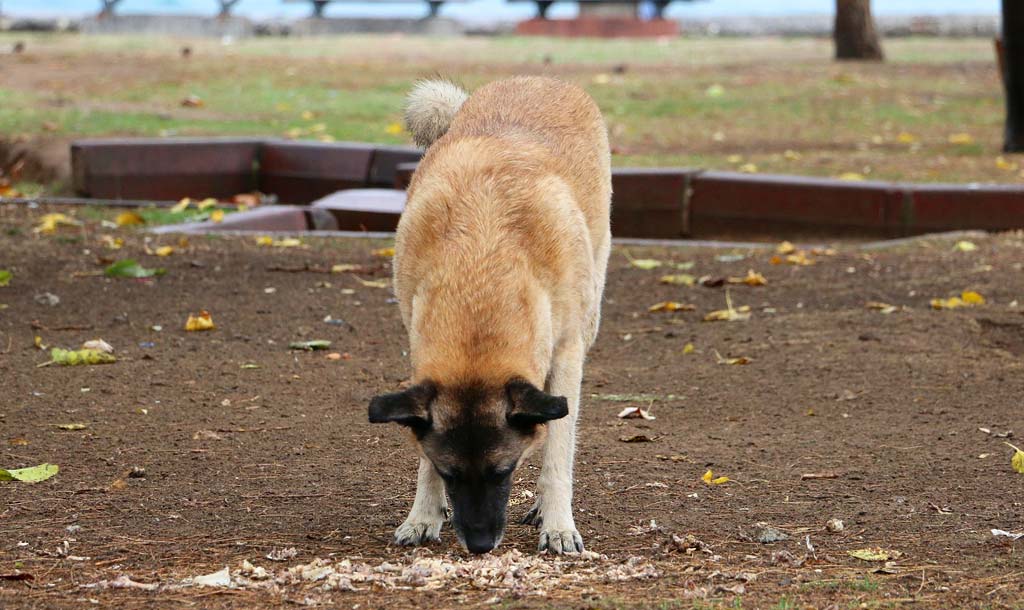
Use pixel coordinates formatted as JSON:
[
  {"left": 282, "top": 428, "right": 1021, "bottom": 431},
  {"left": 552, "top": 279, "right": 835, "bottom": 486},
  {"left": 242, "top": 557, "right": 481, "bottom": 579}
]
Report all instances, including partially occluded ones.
[
  {"left": 930, "top": 290, "right": 985, "bottom": 310},
  {"left": 372, "top": 247, "right": 395, "bottom": 258},
  {"left": 703, "top": 290, "right": 751, "bottom": 322},
  {"left": 702, "top": 469, "right": 729, "bottom": 485},
  {"left": 953, "top": 240, "right": 977, "bottom": 252},
  {"left": 256, "top": 236, "right": 303, "bottom": 248},
  {"left": 629, "top": 258, "right": 662, "bottom": 270},
  {"left": 847, "top": 548, "right": 902, "bottom": 562},
  {"left": 55, "top": 423, "right": 88, "bottom": 430},
  {"left": 738, "top": 163, "right": 758, "bottom": 173},
  {"left": 617, "top": 406, "right": 656, "bottom": 421},
  {"left": 154, "top": 246, "right": 174, "bottom": 257},
  {"left": 727, "top": 269, "right": 767, "bottom": 286},
  {"left": 181, "top": 94, "right": 204, "bottom": 108},
  {"left": 115, "top": 211, "right": 145, "bottom": 227},
  {"left": 996, "top": 156, "right": 1018, "bottom": 171},
  {"left": 209, "top": 210, "right": 225, "bottom": 223},
  {"left": 34, "top": 213, "right": 81, "bottom": 234},
  {"left": 659, "top": 274, "right": 695, "bottom": 286},
  {"left": 81, "top": 339, "right": 114, "bottom": 354},
  {"left": 171, "top": 198, "right": 192, "bottom": 213},
  {"left": 648, "top": 301, "right": 695, "bottom": 313},
  {"left": 896, "top": 132, "right": 917, "bottom": 144},
  {"left": 776, "top": 241, "right": 796, "bottom": 255},
  {"left": 682, "top": 343, "right": 695, "bottom": 355},
  {"left": 714, "top": 350, "right": 752, "bottom": 365},
  {"left": 185, "top": 311, "right": 215, "bottom": 332},
  {"left": 837, "top": 172, "right": 865, "bottom": 181},
  {"left": 619, "top": 434, "right": 653, "bottom": 443},
  {"left": 100, "top": 235, "right": 124, "bottom": 249},
  {"left": 385, "top": 122, "right": 404, "bottom": 135},
  {"left": 865, "top": 301, "right": 898, "bottom": 314},
  {"left": 948, "top": 133, "right": 974, "bottom": 145}
]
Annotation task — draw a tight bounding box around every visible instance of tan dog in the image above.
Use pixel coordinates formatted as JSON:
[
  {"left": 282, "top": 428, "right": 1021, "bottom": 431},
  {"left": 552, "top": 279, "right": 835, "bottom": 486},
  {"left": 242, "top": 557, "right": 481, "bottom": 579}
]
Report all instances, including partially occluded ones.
[{"left": 368, "top": 76, "right": 611, "bottom": 555}]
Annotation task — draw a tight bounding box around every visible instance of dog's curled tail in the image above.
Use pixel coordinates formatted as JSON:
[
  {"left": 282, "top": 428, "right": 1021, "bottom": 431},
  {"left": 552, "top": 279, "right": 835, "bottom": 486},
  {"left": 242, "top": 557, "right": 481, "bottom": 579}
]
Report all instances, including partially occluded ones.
[{"left": 404, "top": 79, "right": 468, "bottom": 148}]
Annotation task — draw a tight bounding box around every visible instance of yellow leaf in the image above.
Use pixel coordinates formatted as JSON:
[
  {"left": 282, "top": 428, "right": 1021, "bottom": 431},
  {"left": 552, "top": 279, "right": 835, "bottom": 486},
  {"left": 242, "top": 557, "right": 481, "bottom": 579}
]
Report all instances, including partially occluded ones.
[
  {"left": 385, "top": 122, "right": 404, "bottom": 135},
  {"left": 331, "top": 263, "right": 360, "bottom": 273},
  {"left": 34, "top": 213, "right": 81, "bottom": 234},
  {"left": 738, "top": 163, "right": 758, "bottom": 174},
  {"left": 185, "top": 311, "right": 215, "bottom": 332},
  {"left": 372, "top": 247, "right": 396, "bottom": 258},
  {"left": 948, "top": 133, "right": 974, "bottom": 145},
  {"left": 702, "top": 469, "right": 729, "bottom": 485},
  {"left": 776, "top": 241, "right": 796, "bottom": 254},
  {"left": 209, "top": 210, "right": 225, "bottom": 223},
  {"left": 592, "top": 73, "right": 611, "bottom": 85},
  {"left": 34, "top": 335, "right": 46, "bottom": 350},
  {"left": 46, "top": 348, "right": 115, "bottom": 366},
  {"left": 682, "top": 343, "right": 695, "bottom": 354},
  {"left": 154, "top": 246, "right": 174, "bottom": 257},
  {"left": 727, "top": 269, "right": 767, "bottom": 287},
  {"left": 703, "top": 290, "right": 751, "bottom": 322},
  {"left": 630, "top": 258, "right": 662, "bottom": 270},
  {"left": 56, "top": 423, "right": 88, "bottom": 430},
  {"left": 100, "top": 235, "right": 124, "bottom": 249},
  {"left": 961, "top": 290, "right": 985, "bottom": 305},
  {"left": 1007, "top": 442, "right": 1024, "bottom": 474},
  {"left": 783, "top": 150, "right": 802, "bottom": 161},
  {"left": 865, "top": 301, "right": 897, "bottom": 314},
  {"left": 726, "top": 154, "right": 743, "bottom": 164},
  {"left": 953, "top": 240, "right": 977, "bottom": 252},
  {"left": 785, "top": 251, "right": 815, "bottom": 266},
  {"left": 171, "top": 198, "right": 192, "bottom": 213},
  {"left": 837, "top": 172, "right": 865, "bottom": 181},
  {"left": 896, "top": 132, "right": 917, "bottom": 144},
  {"left": 115, "top": 211, "right": 145, "bottom": 227},
  {"left": 769, "top": 255, "right": 783, "bottom": 265},
  {"left": 996, "top": 156, "right": 1018, "bottom": 171},
  {"left": 714, "top": 350, "right": 752, "bottom": 365},
  {"left": 354, "top": 277, "right": 389, "bottom": 289},
  {"left": 648, "top": 301, "right": 696, "bottom": 313},
  {"left": 659, "top": 274, "right": 695, "bottom": 286},
  {"left": 197, "top": 198, "right": 218, "bottom": 211},
  {"left": 301, "top": 110, "right": 315, "bottom": 120},
  {"left": 256, "top": 236, "right": 274, "bottom": 246},
  {"left": 847, "top": 548, "right": 902, "bottom": 562}
]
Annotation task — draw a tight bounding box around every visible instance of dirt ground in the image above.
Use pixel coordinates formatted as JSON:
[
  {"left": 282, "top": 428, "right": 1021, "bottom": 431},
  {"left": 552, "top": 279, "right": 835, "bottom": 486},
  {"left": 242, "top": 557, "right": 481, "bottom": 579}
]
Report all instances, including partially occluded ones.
[{"left": 1, "top": 203, "right": 1023, "bottom": 609}]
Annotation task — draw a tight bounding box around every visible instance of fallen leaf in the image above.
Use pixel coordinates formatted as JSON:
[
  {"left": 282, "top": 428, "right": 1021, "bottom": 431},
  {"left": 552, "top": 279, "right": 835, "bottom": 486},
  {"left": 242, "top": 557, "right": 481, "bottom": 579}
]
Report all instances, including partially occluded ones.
[
  {"left": 331, "top": 263, "right": 361, "bottom": 273},
  {"left": 705, "top": 83, "right": 725, "bottom": 97},
  {"left": 100, "top": 235, "right": 124, "bottom": 249},
  {"left": 930, "top": 290, "right": 985, "bottom": 310},
  {"left": 81, "top": 339, "right": 114, "bottom": 353},
  {"left": 153, "top": 246, "right": 174, "bottom": 257},
  {"left": 34, "top": 213, "right": 81, "bottom": 234},
  {"left": 193, "top": 430, "right": 223, "bottom": 441},
  {"left": 326, "top": 352, "right": 342, "bottom": 361},
  {"left": 618, "top": 434, "right": 653, "bottom": 443},
  {"left": 703, "top": 290, "right": 751, "bottom": 322},
  {"left": 629, "top": 258, "right": 662, "bottom": 270},
  {"left": 192, "top": 567, "right": 231, "bottom": 587},
  {"left": 0, "top": 270, "right": 10, "bottom": 287},
  {"left": 617, "top": 407, "right": 656, "bottom": 420},
  {"left": 256, "top": 236, "right": 303, "bottom": 248},
  {"left": 385, "top": 122, "right": 404, "bottom": 135},
  {"left": 727, "top": 269, "right": 767, "bottom": 286},
  {"left": 55, "top": 423, "right": 88, "bottom": 430},
  {"left": 896, "top": 132, "right": 917, "bottom": 144},
  {"left": 776, "top": 241, "right": 797, "bottom": 255},
  {"left": 702, "top": 469, "right": 729, "bottom": 485},
  {"left": 948, "top": 133, "right": 974, "bottom": 145},
  {"left": 865, "top": 301, "right": 898, "bottom": 314},
  {"left": 682, "top": 343, "right": 695, "bottom": 355},
  {"left": 8, "top": 438, "right": 29, "bottom": 446},
  {"left": 953, "top": 240, "right": 977, "bottom": 252},
  {"left": 714, "top": 350, "right": 752, "bottom": 365},
  {"left": 45, "top": 348, "right": 115, "bottom": 366},
  {"left": 991, "top": 528, "right": 1024, "bottom": 540},
  {"left": 648, "top": 301, "right": 695, "bottom": 313},
  {"left": 354, "top": 277, "right": 389, "bottom": 288},
  {"left": 1006, "top": 442, "right": 1024, "bottom": 475},
  {"left": 209, "top": 210, "right": 225, "bottom": 223},
  {"left": 171, "top": 198, "right": 192, "bottom": 213},
  {"left": 372, "top": 247, "right": 395, "bottom": 258},
  {"left": 837, "top": 172, "right": 865, "bottom": 181},
  {"left": 659, "top": 273, "right": 695, "bottom": 286},
  {"left": 847, "top": 548, "right": 902, "bottom": 562},
  {"left": 738, "top": 163, "right": 758, "bottom": 174},
  {"left": 185, "top": 311, "right": 215, "bottom": 332},
  {"left": 181, "top": 94, "right": 204, "bottom": 108},
  {"left": 996, "top": 156, "right": 1018, "bottom": 171},
  {"left": 0, "top": 463, "right": 59, "bottom": 483},
  {"left": 240, "top": 363, "right": 260, "bottom": 369},
  {"left": 115, "top": 211, "right": 145, "bottom": 227},
  {"left": 785, "top": 251, "right": 815, "bottom": 266},
  {"left": 289, "top": 340, "right": 332, "bottom": 351},
  {"left": 105, "top": 259, "right": 165, "bottom": 279}
]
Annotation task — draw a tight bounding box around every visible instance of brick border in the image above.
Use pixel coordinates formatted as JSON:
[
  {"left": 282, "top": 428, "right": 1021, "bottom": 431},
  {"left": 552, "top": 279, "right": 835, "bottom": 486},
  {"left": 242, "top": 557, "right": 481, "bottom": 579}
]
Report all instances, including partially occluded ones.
[{"left": 68, "top": 138, "right": 1024, "bottom": 238}]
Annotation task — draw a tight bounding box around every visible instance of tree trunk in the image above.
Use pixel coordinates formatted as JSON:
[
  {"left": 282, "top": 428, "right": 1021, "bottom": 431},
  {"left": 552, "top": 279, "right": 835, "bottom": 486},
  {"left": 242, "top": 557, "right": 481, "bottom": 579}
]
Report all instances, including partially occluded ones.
[
  {"left": 218, "top": 0, "right": 240, "bottom": 19},
  {"left": 1004, "top": 0, "right": 1024, "bottom": 151},
  {"left": 834, "top": 0, "right": 884, "bottom": 61},
  {"left": 98, "top": 0, "right": 121, "bottom": 18}
]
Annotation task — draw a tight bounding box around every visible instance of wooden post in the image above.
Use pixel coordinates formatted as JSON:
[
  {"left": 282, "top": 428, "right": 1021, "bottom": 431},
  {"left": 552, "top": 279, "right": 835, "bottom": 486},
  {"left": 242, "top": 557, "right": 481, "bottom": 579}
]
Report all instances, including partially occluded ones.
[
  {"left": 1004, "top": 0, "right": 1024, "bottom": 152},
  {"left": 834, "top": 0, "right": 884, "bottom": 61}
]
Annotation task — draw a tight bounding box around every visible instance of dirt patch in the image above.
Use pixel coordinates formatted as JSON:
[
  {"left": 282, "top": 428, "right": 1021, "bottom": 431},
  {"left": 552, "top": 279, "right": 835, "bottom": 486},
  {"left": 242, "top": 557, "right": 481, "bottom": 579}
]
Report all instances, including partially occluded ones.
[{"left": 1, "top": 204, "right": 1023, "bottom": 609}]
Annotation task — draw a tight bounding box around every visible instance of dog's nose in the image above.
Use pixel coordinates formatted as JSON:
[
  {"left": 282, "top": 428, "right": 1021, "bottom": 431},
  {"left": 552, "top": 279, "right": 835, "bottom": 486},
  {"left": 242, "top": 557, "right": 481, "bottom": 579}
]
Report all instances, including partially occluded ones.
[{"left": 464, "top": 530, "right": 496, "bottom": 554}]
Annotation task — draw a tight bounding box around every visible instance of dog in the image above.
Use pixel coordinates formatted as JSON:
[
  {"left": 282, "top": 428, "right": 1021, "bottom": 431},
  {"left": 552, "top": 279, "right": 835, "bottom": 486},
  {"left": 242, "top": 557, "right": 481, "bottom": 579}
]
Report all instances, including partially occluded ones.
[{"left": 368, "top": 76, "right": 611, "bottom": 555}]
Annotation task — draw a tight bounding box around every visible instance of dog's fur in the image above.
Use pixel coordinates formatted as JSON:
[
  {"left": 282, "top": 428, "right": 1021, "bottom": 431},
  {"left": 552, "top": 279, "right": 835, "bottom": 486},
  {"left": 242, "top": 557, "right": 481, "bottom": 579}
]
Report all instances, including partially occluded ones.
[{"left": 368, "top": 76, "right": 611, "bottom": 554}]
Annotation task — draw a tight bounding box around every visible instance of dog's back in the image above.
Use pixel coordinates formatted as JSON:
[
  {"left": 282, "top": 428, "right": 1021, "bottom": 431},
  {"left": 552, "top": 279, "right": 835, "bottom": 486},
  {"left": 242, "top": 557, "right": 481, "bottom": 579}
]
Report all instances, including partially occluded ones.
[{"left": 395, "top": 76, "right": 611, "bottom": 385}]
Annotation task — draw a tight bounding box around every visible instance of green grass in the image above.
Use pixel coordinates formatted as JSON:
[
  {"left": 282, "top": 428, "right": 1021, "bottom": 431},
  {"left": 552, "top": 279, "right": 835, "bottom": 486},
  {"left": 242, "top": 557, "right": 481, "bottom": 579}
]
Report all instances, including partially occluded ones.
[{"left": 0, "top": 33, "right": 1015, "bottom": 192}]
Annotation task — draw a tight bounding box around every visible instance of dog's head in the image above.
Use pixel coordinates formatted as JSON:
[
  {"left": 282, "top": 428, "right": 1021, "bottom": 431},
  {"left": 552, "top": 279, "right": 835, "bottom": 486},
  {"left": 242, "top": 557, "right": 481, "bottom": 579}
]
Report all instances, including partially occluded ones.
[{"left": 368, "top": 378, "right": 567, "bottom": 554}]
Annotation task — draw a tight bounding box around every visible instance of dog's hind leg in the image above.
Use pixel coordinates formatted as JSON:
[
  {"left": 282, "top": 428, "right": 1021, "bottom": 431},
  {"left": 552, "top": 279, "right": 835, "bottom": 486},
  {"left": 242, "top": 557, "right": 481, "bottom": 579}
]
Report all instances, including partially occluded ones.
[
  {"left": 528, "top": 341, "right": 585, "bottom": 554},
  {"left": 395, "top": 457, "right": 448, "bottom": 546}
]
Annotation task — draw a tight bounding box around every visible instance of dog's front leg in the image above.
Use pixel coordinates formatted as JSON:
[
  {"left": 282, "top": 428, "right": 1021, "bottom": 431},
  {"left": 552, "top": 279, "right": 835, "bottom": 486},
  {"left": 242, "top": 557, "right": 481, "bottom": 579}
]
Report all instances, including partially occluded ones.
[
  {"left": 395, "top": 457, "right": 448, "bottom": 546},
  {"left": 530, "top": 342, "right": 585, "bottom": 554}
]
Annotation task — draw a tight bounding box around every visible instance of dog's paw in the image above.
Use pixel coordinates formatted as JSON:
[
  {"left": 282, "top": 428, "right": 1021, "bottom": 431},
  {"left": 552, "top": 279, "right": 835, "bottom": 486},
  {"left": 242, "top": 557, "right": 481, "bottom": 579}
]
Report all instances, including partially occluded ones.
[
  {"left": 395, "top": 519, "right": 443, "bottom": 546},
  {"left": 538, "top": 527, "right": 584, "bottom": 554},
  {"left": 520, "top": 500, "right": 543, "bottom": 527}
]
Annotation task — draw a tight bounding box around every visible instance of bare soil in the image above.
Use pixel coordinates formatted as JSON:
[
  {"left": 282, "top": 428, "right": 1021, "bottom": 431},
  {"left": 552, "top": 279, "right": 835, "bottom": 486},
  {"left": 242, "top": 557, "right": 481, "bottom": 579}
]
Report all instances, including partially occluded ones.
[{"left": 1, "top": 203, "right": 1023, "bottom": 609}]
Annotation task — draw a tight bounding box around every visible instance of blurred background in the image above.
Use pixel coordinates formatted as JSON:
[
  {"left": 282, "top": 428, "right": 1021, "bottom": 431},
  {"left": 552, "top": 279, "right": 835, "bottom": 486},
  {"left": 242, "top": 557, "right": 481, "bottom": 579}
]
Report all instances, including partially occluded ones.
[{"left": 0, "top": 0, "right": 1014, "bottom": 200}]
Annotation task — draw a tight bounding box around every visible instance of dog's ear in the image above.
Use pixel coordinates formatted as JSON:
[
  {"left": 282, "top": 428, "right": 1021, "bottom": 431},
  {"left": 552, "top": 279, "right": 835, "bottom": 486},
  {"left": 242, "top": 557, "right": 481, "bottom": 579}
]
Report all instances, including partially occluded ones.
[
  {"left": 505, "top": 379, "right": 569, "bottom": 428},
  {"left": 368, "top": 382, "right": 436, "bottom": 430}
]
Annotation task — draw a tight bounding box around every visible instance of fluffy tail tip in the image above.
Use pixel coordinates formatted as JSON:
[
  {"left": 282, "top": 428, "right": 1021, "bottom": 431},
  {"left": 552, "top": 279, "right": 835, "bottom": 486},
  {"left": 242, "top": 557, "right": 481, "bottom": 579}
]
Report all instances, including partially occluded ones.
[{"left": 403, "top": 79, "right": 468, "bottom": 148}]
